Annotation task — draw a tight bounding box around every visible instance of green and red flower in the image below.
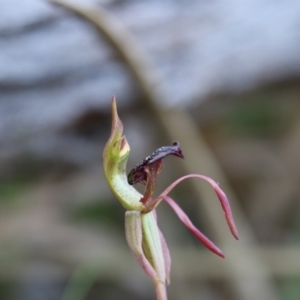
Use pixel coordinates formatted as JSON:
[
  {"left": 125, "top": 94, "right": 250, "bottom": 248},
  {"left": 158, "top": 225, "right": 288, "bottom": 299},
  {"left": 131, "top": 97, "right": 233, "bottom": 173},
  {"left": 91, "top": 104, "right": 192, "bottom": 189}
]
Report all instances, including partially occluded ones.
[{"left": 103, "top": 97, "right": 238, "bottom": 300}]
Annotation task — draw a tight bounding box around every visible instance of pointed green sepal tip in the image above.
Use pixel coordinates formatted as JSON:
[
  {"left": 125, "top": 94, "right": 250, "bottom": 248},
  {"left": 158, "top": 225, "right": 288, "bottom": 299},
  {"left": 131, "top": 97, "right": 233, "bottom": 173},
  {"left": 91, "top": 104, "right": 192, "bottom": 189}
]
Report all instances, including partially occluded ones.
[
  {"left": 103, "top": 97, "right": 144, "bottom": 211},
  {"left": 103, "top": 96, "right": 128, "bottom": 168}
]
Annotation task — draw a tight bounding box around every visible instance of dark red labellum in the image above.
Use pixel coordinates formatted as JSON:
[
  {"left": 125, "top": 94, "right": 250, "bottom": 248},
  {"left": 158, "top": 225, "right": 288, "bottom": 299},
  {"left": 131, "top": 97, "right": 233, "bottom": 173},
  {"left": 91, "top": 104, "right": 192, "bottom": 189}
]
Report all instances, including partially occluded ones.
[{"left": 127, "top": 142, "right": 184, "bottom": 185}]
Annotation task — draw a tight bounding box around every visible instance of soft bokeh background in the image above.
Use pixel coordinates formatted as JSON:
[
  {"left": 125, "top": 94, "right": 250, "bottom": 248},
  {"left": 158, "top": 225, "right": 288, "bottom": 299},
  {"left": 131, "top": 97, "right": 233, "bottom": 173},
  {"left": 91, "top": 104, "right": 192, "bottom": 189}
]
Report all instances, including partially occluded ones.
[{"left": 1, "top": 0, "right": 300, "bottom": 299}]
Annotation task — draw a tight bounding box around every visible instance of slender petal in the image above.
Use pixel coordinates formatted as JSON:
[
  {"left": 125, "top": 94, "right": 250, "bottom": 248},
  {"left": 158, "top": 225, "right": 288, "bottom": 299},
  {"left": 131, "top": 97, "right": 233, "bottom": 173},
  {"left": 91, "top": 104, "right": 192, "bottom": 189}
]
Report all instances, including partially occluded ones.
[
  {"left": 152, "top": 210, "right": 171, "bottom": 285},
  {"left": 159, "top": 174, "right": 239, "bottom": 240},
  {"left": 158, "top": 229, "right": 171, "bottom": 285},
  {"left": 141, "top": 212, "right": 166, "bottom": 284},
  {"left": 125, "top": 211, "right": 157, "bottom": 280},
  {"left": 211, "top": 181, "right": 239, "bottom": 240},
  {"left": 162, "top": 195, "right": 225, "bottom": 258}
]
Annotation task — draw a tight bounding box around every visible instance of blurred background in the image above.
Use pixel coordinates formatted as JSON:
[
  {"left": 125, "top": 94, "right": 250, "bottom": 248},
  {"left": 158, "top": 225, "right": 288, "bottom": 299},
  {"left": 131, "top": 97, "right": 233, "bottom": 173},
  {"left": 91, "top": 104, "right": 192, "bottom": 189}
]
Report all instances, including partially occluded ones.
[{"left": 1, "top": 0, "right": 300, "bottom": 299}]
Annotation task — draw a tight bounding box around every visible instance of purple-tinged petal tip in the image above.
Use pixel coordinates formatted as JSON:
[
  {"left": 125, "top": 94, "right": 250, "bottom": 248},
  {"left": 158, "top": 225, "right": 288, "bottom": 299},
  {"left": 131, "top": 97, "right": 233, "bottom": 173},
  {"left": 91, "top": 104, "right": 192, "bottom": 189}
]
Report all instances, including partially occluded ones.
[{"left": 213, "top": 185, "right": 239, "bottom": 240}]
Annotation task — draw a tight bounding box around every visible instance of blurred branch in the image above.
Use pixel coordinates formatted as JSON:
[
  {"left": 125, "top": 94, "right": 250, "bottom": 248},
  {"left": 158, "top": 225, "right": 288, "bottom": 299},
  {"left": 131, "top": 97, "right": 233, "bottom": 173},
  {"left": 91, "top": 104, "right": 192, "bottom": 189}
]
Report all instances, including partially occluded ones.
[
  {"left": 49, "top": 1, "right": 278, "bottom": 299},
  {"left": 248, "top": 105, "right": 300, "bottom": 237},
  {"left": 50, "top": 0, "right": 164, "bottom": 113}
]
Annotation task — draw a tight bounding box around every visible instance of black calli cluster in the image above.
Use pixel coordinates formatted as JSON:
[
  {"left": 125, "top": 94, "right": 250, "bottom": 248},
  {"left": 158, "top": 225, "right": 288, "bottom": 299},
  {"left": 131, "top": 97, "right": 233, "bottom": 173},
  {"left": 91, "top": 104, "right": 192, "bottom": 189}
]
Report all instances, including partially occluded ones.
[{"left": 127, "top": 142, "right": 184, "bottom": 185}]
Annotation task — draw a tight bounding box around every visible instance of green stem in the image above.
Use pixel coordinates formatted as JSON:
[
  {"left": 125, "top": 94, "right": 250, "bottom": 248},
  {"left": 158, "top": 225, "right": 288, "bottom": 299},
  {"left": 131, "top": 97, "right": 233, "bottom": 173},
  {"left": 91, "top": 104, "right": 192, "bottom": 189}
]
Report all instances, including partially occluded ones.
[{"left": 155, "top": 281, "right": 168, "bottom": 300}]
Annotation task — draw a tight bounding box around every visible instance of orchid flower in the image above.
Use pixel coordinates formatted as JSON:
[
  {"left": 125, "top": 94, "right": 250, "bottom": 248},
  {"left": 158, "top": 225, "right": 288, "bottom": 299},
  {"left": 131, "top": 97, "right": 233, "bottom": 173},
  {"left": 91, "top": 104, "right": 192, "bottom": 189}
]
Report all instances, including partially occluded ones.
[{"left": 103, "top": 97, "right": 238, "bottom": 300}]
